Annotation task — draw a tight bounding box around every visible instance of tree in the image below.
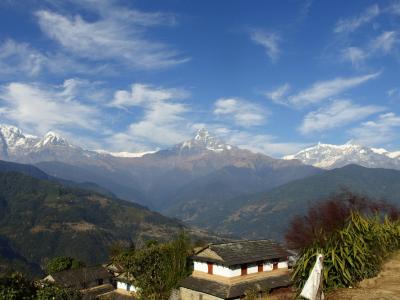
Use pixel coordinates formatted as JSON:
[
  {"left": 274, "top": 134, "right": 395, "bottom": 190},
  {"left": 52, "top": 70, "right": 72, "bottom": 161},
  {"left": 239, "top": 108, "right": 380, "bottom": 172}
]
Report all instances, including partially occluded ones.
[
  {"left": 285, "top": 191, "right": 400, "bottom": 249},
  {"left": 0, "top": 272, "right": 36, "bottom": 299},
  {"left": 114, "top": 233, "right": 192, "bottom": 300},
  {"left": 46, "top": 257, "right": 85, "bottom": 274}
]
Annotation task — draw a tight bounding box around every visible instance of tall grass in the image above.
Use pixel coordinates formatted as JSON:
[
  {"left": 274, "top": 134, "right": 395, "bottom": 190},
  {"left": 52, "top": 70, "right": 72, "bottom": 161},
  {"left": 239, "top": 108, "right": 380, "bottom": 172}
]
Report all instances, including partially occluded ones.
[{"left": 292, "top": 212, "right": 400, "bottom": 290}]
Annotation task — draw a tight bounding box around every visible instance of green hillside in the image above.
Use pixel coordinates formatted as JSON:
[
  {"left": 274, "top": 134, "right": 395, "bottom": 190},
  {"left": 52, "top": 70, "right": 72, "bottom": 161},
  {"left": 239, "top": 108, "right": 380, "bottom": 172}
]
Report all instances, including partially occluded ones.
[
  {"left": 217, "top": 165, "right": 400, "bottom": 241},
  {"left": 0, "top": 171, "right": 188, "bottom": 276}
]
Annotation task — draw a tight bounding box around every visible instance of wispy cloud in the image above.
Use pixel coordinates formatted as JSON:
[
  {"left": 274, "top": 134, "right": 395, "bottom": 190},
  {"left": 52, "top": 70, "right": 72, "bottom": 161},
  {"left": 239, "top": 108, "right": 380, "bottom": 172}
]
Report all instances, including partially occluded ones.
[
  {"left": 283, "top": 72, "right": 380, "bottom": 107},
  {"left": 0, "top": 81, "right": 100, "bottom": 135},
  {"left": 266, "top": 83, "right": 290, "bottom": 104},
  {"left": 349, "top": 112, "right": 400, "bottom": 146},
  {"left": 108, "top": 84, "right": 192, "bottom": 150},
  {"left": 299, "top": 100, "right": 385, "bottom": 134},
  {"left": 219, "top": 129, "right": 309, "bottom": 157},
  {"left": 371, "top": 31, "right": 397, "bottom": 54},
  {"left": 250, "top": 29, "right": 281, "bottom": 62},
  {"left": 334, "top": 4, "right": 380, "bottom": 34},
  {"left": 341, "top": 47, "right": 367, "bottom": 67},
  {"left": 214, "top": 98, "right": 268, "bottom": 127},
  {"left": 35, "top": 4, "right": 189, "bottom": 70},
  {"left": 110, "top": 83, "right": 188, "bottom": 108}
]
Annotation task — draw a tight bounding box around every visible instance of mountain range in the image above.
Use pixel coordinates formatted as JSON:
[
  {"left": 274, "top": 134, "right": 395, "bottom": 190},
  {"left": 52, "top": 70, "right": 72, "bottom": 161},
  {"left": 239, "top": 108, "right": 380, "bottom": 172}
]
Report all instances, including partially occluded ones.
[
  {"left": 1, "top": 124, "right": 400, "bottom": 246},
  {"left": 284, "top": 143, "right": 400, "bottom": 170},
  {"left": 0, "top": 125, "right": 321, "bottom": 210}
]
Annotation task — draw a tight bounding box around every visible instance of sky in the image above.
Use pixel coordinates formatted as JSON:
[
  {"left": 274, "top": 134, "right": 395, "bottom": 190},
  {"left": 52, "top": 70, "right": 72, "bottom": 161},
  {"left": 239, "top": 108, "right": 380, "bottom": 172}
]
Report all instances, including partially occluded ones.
[{"left": 0, "top": 0, "right": 399, "bottom": 157}]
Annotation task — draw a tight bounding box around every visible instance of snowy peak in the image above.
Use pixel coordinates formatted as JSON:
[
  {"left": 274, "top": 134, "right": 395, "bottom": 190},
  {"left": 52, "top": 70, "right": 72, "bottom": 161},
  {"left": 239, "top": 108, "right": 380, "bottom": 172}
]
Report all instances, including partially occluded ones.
[
  {"left": 178, "top": 128, "right": 233, "bottom": 153},
  {"left": 284, "top": 143, "right": 400, "bottom": 170},
  {"left": 0, "top": 124, "right": 39, "bottom": 149},
  {"left": 37, "top": 131, "right": 71, "bottom": 147}
]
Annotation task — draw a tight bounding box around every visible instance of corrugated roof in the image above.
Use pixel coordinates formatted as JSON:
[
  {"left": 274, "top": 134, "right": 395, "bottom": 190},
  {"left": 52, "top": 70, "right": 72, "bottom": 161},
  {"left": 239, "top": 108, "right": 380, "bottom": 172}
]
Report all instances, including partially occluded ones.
[
  {"left": 192, "top": 240, "right": 289, "bottom": 266},
  {"left": 180, "top": 273, "right": 291, "bottom": 299}
]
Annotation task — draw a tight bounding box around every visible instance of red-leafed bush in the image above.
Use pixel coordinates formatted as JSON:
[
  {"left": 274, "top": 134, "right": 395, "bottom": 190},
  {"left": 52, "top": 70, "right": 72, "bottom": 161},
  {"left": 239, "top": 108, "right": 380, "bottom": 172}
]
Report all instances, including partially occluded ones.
[{"left": 285, "top": 191, "right": 400, "bottom": 249}]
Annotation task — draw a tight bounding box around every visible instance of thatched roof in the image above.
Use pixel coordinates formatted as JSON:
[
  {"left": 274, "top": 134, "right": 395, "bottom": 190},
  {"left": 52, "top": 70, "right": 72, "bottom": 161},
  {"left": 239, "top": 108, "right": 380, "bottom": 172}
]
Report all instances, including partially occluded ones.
[{"left": 192, "top": 240, "right": 289, "bottom": 266}]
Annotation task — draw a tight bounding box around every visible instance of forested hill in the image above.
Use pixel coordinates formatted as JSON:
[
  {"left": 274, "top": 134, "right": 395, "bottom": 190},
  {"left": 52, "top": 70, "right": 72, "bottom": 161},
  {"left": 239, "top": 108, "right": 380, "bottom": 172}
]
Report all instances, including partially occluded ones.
[
  {"left": 215, "top": 165, "right": 400, "bottom": 240},
  {"left": 0, "top": 170, "right": 193, "bottom": 276}
]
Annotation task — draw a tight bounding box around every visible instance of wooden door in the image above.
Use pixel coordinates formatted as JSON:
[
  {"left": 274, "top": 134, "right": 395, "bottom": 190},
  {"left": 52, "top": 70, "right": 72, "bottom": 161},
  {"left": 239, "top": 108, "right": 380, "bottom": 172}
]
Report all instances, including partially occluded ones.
[
  {"left": 241, "top": 264, "right": 247, "bottom": 276},
  {"left": 273, "top": 262, "right": 278, "bottom": 270},
  {"left": 207, "top": 262, "right": 213, "bottom": 274},
  {"left": 258, "top": 262, "right": 263, "bottom": 272}
]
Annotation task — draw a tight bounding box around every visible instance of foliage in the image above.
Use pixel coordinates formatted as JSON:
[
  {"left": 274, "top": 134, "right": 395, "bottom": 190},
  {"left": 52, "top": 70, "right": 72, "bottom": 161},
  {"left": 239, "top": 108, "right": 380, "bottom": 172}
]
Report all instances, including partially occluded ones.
[
  {"left": 0, "top": 272, "right": 81, "bottom": 299},
  {"left": 35, "top": 281, "right": 81, "bottom": 300},
  {"left": 285, "top": 192, "right": 400, "bottom": 249},
  {"left": 114, "top": 233, "right": 192, "bottom": 300},
  {"left": 46, "top": 256, "right": 85, "bottom": 274},
  {"left": 0, "top": 272, "right": 36, "bottom": 299},
  {"left": 292, "top": 211, "right": 400, "bottom": 291}
]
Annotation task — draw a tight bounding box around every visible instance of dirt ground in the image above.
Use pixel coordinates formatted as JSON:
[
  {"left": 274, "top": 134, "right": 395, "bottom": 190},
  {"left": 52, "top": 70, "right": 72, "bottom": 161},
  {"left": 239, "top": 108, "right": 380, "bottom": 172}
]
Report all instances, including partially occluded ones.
[{"left": 326, "top": 251, "right": 400, "bottom": 300}]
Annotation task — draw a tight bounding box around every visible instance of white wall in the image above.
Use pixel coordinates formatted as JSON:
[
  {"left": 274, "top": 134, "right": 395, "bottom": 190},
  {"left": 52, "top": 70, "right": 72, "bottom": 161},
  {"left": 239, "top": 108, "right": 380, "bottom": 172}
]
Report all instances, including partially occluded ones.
[
  {"left": 278, "top": 261, "right": 288, "bottom": 269},
  {"left": 193, "top": 260, "right": 288, "bottom": 278},
  {"left": 116, "top": 281, "right": 137, "bottom": 292},
  {"left": 263, "top": 262, "right": 273, "bottom": 271},
  {"left": 247, "top": 263, "right": 258, "bottom": 274},
  {"left": 194, "top": 261, "right": 208, "bottom": 273}
]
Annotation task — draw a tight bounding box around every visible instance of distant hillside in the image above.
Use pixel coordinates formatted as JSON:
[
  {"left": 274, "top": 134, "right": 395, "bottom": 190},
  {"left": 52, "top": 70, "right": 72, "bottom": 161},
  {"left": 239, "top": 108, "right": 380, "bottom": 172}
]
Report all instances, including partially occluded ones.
[
  {"left": 0, "top": 160, "right": 115, "bottom": 198},
  {"left": 212, "top": 165, "right": 400, "bottom": 241},
  {"left": 0, "top": 171, "right": 192, "bottom": 276}
]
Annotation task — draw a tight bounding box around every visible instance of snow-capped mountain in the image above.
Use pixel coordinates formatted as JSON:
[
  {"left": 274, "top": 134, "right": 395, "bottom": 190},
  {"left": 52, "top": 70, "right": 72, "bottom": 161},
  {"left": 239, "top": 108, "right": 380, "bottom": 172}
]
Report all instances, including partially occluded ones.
[
  {"left": 0, "top": 124, "right": 97, "bottom": 163},
  {"left": 172, "top": 128, "right": 234, "bottom": 154},
  {"left": 284, "top": 143, "right": 400, "bottom": 170}
]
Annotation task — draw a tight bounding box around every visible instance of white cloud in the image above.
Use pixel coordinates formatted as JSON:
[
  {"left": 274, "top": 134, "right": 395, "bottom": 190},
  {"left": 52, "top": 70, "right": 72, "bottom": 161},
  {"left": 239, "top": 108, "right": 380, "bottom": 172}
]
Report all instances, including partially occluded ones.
[
  {"left": 0, "top": 39, "right": 111, "bottom": 77},
  {"left": 0, "top": 40, "right": 45, "bottom": 77},
  {"left": 266, "top": 83, "right": 290, "bottom": 104},
  {"left": 220, "top": 129, "right": 309, "bottom": 157},
  {"left": 299, "top": 100, "right": 385, "bottom": 134},
  {"left": 341, "top": 47, "right": 367, "bottom": 67},
  {"left": 250, "top": 30, "right": 281, "bottom": 62},
  {"left": 110, "top": 83, "right": 188, "bottom": 108},
  {"left": 35, "top": 6, "right": 189, "bottom": 70},
  {"left": 0, "top": 81, "right": 100, "bottom": 135},
  {"left": 387, "top": 88, "right": 399, "bottom": 97},
  {"left": 350, "top": 113, "right": 400, "bottom": 146},
  {"left": 108, "top": 84, "right": 192, "bottom": 150},
  {"left": 334, "top": 4, "right": 380, "bottom": 34},
  {"left": 371, "top": 31, "right": 397, "bottom": 54},
  {"left": 288, "top": 72, "right": 380, "bottom": 107},
  {"left": 214, "top": 98, "right": 268, "bottom": 127}
]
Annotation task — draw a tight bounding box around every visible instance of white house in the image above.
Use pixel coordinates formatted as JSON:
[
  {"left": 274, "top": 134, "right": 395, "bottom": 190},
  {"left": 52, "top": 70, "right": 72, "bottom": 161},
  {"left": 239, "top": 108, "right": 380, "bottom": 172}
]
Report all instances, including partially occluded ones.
[{"left": 180, "top": 240, "right": 291, "bottom": 300}]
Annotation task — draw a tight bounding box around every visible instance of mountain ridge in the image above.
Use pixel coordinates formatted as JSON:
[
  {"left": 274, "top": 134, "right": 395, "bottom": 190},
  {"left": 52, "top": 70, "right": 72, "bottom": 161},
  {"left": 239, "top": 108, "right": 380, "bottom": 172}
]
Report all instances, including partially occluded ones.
[{"left": 284, "top": 142, "right": 400, "bottom": 170}]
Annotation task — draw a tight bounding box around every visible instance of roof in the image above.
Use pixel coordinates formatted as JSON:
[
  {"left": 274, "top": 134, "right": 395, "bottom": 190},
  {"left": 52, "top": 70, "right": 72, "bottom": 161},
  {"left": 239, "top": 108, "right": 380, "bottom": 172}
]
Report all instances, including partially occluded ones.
[
  {"left": 180, "top": 273, "right": 291, "bottom": 299},
  {"left": 115, "top": 272, "right": 135, "bottom": 284},
  {"left": 192, "top": 240, "right": 289, "bottom": 266},
  {"left": 47, "top": 266, "right": 111, "bottom": 288}
]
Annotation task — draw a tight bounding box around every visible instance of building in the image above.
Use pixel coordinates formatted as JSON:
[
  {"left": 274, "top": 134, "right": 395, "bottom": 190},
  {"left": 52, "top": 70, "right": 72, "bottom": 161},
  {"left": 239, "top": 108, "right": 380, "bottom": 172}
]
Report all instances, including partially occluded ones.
[
  {"left": 179, "top": 240, "right": 291, "bottom": 300},
  {"left": 44, "top": 266, "right": 114, "bottom": 299}
]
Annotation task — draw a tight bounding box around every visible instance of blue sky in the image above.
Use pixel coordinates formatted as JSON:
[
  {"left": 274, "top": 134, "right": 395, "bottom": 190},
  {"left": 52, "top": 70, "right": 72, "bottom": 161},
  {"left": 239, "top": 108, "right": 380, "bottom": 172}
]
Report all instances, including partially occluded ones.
[{"left": 0, "top": 0, "right": 399, "bottom": 157}]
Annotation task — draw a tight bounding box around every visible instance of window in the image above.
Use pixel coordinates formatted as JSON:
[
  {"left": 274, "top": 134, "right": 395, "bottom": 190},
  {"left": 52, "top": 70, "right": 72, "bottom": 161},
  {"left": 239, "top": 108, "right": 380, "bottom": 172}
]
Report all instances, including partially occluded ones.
[{"left": 97, "top": 278, "right": 103, "bottom": 285}]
